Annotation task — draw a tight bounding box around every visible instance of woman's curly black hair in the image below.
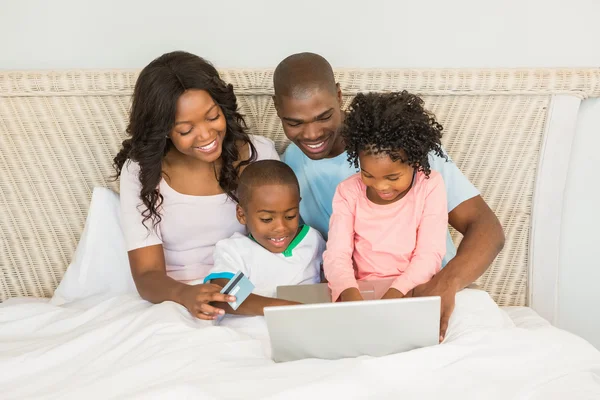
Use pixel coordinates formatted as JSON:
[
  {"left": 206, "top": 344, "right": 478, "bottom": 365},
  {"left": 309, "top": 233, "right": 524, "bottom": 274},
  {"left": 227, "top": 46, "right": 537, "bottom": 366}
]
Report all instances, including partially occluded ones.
[
  {"left": 342, "top": 91, "right": 446, "bottom": 176},
  {"left": 113, "top": 51, "right": 256, "bottom": 228}
]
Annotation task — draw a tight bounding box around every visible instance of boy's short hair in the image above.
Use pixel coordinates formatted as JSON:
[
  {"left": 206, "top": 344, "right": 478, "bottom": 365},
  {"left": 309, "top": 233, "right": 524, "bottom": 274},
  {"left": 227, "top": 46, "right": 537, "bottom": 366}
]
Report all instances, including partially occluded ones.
[{"left": 237, "top": 160, "right": 300, "bottom": 208}]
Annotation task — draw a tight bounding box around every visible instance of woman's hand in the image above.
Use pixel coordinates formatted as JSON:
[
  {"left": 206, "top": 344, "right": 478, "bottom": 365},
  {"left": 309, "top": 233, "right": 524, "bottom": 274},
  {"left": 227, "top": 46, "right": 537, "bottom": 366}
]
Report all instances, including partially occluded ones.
[{"left": 179, "top": 283, "right": 236, "bottom": 320}]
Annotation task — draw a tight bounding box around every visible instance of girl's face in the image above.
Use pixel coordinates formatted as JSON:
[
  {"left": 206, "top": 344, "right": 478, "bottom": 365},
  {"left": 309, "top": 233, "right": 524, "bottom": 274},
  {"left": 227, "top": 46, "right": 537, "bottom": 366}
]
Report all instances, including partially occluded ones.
[
  {"left": 358, "top": 150, "right": 415, "bottom": 205},
  {"left": 169, "top": 89, "right": 227, "bottom": 163}
]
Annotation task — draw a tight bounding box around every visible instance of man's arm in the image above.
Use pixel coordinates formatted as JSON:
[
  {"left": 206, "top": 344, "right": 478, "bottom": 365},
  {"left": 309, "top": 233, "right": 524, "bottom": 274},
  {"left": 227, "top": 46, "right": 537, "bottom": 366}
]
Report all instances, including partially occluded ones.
[
  {"left": 413, "top": 195, "right": 505, "bottom": 341},
  {"left": 444, "top": 195, "right": 505, "bottom": 289}
]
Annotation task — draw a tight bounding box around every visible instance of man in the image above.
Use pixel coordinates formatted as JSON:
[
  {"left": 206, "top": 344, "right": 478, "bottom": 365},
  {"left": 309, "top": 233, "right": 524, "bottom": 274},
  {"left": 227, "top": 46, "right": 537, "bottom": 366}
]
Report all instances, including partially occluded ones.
[{"left": 272, "top": 52, "right": 505, "bottom": 341}]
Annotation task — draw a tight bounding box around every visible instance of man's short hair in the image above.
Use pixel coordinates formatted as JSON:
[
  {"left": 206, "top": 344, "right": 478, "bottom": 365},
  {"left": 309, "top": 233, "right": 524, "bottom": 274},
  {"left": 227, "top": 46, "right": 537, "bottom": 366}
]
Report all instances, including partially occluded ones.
[{"left": 273, "top": 52, "right": 337, "bottom": 100}]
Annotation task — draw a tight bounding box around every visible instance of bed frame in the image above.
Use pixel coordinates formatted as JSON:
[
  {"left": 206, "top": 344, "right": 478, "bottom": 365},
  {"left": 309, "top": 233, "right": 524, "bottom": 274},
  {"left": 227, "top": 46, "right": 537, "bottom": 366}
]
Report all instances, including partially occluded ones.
[{"left": 1, "top": 68, "right": 599, "bottom": 322}]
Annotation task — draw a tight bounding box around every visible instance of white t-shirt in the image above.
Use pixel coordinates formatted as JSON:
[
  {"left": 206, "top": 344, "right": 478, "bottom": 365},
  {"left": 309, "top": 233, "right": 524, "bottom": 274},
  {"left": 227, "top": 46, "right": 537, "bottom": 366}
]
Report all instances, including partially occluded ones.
[
  {"left": 119, "top": 135, "right": 280, "bottom": 283},
  {"left": 205, "top": 225, "right": 325, "bottom": 298}
]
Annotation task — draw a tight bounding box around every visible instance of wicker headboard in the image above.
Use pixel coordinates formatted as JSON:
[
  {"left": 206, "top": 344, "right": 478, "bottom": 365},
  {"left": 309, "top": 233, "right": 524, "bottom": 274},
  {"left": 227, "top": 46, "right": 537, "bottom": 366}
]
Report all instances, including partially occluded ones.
[{"left": 1, "top": 69, "right": 599, "bottom": 306}]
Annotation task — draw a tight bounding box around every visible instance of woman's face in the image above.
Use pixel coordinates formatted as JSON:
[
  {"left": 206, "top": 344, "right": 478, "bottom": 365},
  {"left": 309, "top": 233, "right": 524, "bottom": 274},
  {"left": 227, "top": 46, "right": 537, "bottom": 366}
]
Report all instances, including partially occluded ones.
[{"left": 169, "top": 89, "right": 227, "bottom": 163}]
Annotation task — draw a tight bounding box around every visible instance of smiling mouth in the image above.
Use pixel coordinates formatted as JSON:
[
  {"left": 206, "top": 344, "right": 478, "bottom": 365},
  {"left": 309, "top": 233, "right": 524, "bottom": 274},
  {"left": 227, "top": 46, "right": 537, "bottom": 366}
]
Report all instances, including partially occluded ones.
[
  {"left": 377, "top": 191, "right": 397, "bottom": 200},
  {"left": 302, "top": 138, "right": 329, "bottom": 153},
  {"left": 268, "top": 236, "right": 289, "bottom": 247},
  {"left": 194, "top": 139, "right": 218, "bottom": 152}
]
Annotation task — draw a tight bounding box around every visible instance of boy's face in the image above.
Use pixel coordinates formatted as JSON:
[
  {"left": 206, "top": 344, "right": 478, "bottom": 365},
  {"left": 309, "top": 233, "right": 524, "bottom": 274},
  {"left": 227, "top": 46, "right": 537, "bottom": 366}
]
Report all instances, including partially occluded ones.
[
  {"left": 358, "top": 151, "right": 415, "bottom": 205},
  {"left": 237, "top": 184, "right": 301, "bottom": 253},
  {"left": 274, "top": 86, "right": 345, "bottom": 160}
]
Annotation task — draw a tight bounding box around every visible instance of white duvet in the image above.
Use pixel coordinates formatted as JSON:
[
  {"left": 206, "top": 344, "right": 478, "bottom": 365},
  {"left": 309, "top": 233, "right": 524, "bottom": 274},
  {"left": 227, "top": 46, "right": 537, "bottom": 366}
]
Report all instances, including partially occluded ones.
[{"left": 1, "top": 290, "right": 599, "bottom": 400}]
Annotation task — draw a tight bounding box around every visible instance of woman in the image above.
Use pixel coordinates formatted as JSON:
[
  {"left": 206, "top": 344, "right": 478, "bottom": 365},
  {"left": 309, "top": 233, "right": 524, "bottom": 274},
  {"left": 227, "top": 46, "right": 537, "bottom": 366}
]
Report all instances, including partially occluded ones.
[{"left": 114, "top": 51, "right": 279, "bottom": 320}]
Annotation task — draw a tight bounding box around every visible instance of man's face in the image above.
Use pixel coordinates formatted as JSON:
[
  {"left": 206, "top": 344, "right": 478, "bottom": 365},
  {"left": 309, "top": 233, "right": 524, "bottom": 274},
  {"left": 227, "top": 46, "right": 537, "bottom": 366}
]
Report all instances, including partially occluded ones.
[{"left": 274, "top": 86, "right": 344, "bottom": 160}]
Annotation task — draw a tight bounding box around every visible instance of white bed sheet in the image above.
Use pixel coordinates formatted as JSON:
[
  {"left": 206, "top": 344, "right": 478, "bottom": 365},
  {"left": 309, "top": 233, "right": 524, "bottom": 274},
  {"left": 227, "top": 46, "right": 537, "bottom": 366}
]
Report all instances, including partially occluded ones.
[
  {"left": 501, "top": 306, "right": 552, "bottom": 330},
  {"left": 1, "top": 290, "right": 599, "bottom": 400}
]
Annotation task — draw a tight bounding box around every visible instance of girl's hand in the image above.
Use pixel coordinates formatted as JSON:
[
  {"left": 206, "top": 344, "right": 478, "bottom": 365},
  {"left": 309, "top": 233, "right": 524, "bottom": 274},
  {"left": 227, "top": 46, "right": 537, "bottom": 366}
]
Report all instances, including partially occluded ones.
[
  {"left": 340, "top": 287, "right": 364, "bottom": 302},
  {"left": 381, "top": 287, "right": 406, "bottom": 300},
  {"left": 179, "top": 283, "right": 236, "bottom": 320}
]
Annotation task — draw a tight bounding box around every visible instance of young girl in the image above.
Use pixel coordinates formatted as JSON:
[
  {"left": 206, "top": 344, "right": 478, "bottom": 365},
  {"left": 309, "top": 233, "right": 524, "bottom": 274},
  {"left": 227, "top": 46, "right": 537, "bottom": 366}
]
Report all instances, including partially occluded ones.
[{"left": 323, "top": 91, "right": 448, "bottom": 302}]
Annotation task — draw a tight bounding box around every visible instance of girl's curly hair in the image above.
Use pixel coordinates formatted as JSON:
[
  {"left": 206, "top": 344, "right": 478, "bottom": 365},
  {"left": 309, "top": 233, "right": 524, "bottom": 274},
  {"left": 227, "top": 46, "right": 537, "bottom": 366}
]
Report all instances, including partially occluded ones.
[
  {"left": 113, "top": 51, "right": 256, "bottom": 228},
  {"left": 342, "top": 91, "right": 446, "bottom": 175}
]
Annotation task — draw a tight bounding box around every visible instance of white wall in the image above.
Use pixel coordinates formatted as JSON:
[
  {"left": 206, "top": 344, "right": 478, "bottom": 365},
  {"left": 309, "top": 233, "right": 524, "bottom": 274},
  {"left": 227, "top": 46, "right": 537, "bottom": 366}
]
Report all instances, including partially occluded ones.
[
  {"left": 1, "top": 0, "right": 600, "bottom": 69},
  {"left": 1, "top": 0, "right": 599, "bottom": 346},
  {"left": 558, "top": 98, "right": 600, "bottom": 349}
]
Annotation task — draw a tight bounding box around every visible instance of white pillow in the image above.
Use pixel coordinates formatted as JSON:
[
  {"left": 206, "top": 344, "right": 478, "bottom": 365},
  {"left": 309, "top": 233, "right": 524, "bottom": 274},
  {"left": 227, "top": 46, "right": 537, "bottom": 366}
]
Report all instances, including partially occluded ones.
[{"left": 51, "top": 187, "right": 136, "bottom": 305}]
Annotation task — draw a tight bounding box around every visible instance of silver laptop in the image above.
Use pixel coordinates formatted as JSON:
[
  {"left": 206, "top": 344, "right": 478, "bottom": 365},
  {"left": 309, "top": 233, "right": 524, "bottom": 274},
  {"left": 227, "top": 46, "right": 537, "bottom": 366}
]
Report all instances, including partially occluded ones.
[
  {"left": 264, "top": 296, "right": 440, "bottom": 362},
  {"left": 276, "top": 278, "right": 396, "bottom": 304}
]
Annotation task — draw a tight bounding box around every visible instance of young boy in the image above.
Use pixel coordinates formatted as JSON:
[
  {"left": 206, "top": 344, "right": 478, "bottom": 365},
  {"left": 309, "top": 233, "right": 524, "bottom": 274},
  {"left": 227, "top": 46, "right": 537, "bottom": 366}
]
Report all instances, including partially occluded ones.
[{"left": 204, "top": 160, "right": 325, "bottom": 316}]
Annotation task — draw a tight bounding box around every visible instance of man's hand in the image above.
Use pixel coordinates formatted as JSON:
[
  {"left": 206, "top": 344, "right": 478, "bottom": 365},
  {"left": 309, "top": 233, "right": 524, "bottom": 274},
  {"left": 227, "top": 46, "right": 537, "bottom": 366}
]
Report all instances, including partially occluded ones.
[
  {"left": 413, "top": 276, "right": 459, "bottom": 343},
  {"left": 412, "top": 195, "right": 504, "bottom": 342}
]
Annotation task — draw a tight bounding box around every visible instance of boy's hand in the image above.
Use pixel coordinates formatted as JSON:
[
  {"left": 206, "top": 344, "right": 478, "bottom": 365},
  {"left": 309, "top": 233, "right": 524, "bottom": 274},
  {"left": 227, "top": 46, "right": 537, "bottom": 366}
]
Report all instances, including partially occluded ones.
[
  {"left": 179, "top": 283, "right": 236, "bottom": 320},
  {"left": 340, "top": 287, "right": 364, "bottom": 302}
]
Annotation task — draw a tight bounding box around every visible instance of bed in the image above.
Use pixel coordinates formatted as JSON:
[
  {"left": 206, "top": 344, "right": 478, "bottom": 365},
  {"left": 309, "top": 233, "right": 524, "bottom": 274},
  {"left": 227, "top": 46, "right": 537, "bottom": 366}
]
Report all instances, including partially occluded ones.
[{"left": 1, "top": 68, "right": 599, "bottom": 399}]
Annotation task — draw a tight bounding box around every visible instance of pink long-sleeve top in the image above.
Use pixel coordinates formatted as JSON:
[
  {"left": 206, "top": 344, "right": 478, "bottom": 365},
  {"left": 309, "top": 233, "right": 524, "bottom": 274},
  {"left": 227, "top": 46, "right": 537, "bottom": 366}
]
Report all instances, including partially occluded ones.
[{"left": 323, "top": 171, "right": 448, "bottom": 301}]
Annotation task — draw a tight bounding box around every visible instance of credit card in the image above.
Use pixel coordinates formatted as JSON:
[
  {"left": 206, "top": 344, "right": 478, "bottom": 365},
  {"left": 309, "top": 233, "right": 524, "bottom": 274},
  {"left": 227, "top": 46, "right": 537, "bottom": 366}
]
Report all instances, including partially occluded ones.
[{"left": 220, "top": 270, "right": 255, "bottom": 310}]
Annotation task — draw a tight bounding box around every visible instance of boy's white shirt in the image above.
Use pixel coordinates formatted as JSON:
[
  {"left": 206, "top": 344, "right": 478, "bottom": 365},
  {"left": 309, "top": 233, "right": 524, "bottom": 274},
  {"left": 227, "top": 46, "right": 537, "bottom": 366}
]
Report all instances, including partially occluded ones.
[{"left": 206, "top": 225, "right": 325, "bottom": 298}]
